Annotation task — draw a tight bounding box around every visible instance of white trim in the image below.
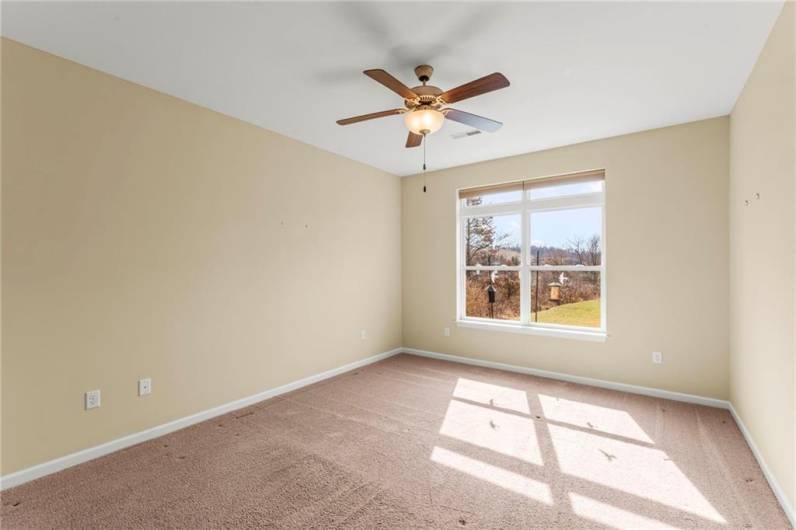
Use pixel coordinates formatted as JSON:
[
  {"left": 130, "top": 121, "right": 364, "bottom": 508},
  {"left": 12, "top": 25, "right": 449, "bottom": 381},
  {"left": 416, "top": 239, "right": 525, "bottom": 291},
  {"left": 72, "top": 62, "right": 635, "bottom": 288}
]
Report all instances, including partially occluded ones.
[
  {"left": 458, "top": 193, "right": 603, "bottom": 217},
  {"left": 459, "top": 203, "right": 522, "bottom": 217},
  {"left": 0, "top": 347, "right": 403, "bottom": 491},
  {"left": 728, "top": 404, "right": 795, "bottom": 527},
  {"left": 600, "top": 187, "right": 608, "bottom": 333},
  {"left": 528, "top": 265, "right": 602, "bottom": 272},
  {"left": 519, "top": 201, "right": 530, "bottom": 324},
  {"left": 403, "top": 348, "right": 729, "bottom": 408},
  {"left": 525, "top": 192, "right": 604, "bottom": 212},
  {"left": 465, "top": 265, "right": 522, "bottom": 272},
  {"left": 456, "top": 319, "right": 607, "bottom": 342},
  {"left": 456, "top": 188, "right": 463, "bottom": 321}
]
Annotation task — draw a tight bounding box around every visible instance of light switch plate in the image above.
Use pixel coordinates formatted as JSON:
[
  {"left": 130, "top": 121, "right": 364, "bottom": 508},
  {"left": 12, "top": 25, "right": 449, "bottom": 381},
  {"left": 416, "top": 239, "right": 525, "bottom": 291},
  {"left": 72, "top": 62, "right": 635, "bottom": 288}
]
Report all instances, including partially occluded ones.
[
  {"left": 85, "top": 390, "right": 101, "bottom": 410},
  {"left": 138, "top": 378, "right": 152, "bottom": 396}
]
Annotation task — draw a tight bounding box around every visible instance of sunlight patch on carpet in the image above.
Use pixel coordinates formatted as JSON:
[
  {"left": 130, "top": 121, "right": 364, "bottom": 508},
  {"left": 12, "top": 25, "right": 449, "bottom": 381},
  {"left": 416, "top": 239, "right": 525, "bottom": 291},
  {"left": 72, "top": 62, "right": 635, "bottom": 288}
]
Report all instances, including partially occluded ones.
[
  {"left": 431, "top": 446, "right": 552, "bottom": 505},
  {"left": 453, "top": 378, "right": 531, "bottom": 414},
  {"left": 539, "top": 394, "right": 653, "bottom": 443},
  {"left": 439, "top": 399, "right": 543, "bottom": 465},
  {"left": 550, "top": 424, "right": 725, "bottom": 523},
  {"left": 569, "top": 492, "right": 681, "bottom": 530}
]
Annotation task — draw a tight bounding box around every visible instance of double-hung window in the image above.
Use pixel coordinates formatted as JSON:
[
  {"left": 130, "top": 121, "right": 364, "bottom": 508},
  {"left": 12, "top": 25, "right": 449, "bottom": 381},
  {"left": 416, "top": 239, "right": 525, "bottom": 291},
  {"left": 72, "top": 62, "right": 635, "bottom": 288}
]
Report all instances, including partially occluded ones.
[{"left": 457, "top": 170, "right": 606, "bottom": 339}]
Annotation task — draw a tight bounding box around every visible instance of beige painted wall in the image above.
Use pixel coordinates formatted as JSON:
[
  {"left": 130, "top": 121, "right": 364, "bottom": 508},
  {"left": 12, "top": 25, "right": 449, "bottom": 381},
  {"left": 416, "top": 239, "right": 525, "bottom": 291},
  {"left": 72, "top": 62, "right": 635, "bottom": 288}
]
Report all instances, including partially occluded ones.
[
  {"left": 729, "top": 1, "right": 795, "bottom": 511},
  {"left": 0, "top": 39, "right": 402, "bottom": 475},
  {"left": 402, "top": 117, "right": 730, "bottom": 399}
]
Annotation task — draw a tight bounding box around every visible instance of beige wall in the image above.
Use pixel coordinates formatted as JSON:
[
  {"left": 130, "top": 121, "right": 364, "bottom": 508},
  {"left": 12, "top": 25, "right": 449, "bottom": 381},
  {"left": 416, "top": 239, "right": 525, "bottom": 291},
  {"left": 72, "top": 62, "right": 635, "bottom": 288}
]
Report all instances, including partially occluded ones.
[
  {"left": 0, "top": 39, "right": 402, "bottom": 475},
  {"left": 402, "top": 117, "right": 730, "bottom": 399},
  {"left": 729, "top": 1, "right": 795, "bottom": 512}
]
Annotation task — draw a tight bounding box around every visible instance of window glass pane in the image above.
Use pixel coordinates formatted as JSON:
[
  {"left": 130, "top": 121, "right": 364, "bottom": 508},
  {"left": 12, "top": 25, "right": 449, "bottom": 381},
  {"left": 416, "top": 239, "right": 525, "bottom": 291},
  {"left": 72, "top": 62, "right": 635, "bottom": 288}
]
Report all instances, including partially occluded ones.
[
  {"left": 465, "top": 214, "right": 521, "bottom": 266},
  {"left": 530, "top": 271, "right": 601, "bottom": 328},
  {"left": 528, "top": 179, "right": 603, "bottom": 200},
  {"left": 462, "top": 189, "right": 523, "bottom": 207},
  {"left": 530, "top": 207, "right": 601, "bottom": 266},
  {"left": 466, "top": 270, "right": 520, "bottom": 321}
]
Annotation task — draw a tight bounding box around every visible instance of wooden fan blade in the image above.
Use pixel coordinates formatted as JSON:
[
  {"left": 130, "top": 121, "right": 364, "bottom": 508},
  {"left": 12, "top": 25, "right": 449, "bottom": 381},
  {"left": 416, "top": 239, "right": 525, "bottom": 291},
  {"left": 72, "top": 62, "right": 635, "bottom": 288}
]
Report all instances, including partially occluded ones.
[
  {"left": 364, "top": 69, "right": 418, "bottom": 100},
  {"left": 336, "top": 109, "right": 404, "bottom": 126},
  {"left": 444, "top": 109, "right": 503, "bottom": 133},
  {"left": 406, "top": 132, "right": 423, "bottom": 148},
  {"left": 439, "top": 73, "right": 510, "bottom": 104}
]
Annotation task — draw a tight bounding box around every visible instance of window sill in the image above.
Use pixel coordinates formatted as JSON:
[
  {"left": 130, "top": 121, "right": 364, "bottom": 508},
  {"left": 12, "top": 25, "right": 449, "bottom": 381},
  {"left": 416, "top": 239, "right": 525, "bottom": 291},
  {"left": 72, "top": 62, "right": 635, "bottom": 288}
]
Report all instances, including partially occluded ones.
[{"left": 455, "top": 319, "right": 607, "bottom": 342}]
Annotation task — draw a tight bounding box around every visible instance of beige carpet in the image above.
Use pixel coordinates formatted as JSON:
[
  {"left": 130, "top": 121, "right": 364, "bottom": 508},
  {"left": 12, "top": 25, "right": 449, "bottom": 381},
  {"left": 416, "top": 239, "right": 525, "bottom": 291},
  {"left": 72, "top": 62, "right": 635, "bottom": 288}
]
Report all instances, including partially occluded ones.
[{"left": 1, "top": 353, "right": 790, "bottom": 529}]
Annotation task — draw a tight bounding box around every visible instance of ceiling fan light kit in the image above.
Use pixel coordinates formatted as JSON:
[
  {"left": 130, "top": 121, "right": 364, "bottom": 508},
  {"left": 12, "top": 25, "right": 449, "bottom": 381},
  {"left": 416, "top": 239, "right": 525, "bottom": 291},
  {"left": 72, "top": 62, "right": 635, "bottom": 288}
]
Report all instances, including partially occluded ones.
[
  {"left": 404, "top": 108, "right": 444, "bottom": 136},
  {"left": 336, "top": 64, "right": 510, "bottom": 150}
]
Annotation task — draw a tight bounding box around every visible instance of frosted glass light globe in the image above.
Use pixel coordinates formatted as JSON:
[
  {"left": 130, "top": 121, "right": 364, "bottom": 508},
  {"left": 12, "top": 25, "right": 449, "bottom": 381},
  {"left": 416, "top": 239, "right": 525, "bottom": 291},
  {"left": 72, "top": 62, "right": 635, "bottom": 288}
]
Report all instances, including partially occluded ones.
[{"left": 404, "top": 108, "right": 444, "bottom": 135}]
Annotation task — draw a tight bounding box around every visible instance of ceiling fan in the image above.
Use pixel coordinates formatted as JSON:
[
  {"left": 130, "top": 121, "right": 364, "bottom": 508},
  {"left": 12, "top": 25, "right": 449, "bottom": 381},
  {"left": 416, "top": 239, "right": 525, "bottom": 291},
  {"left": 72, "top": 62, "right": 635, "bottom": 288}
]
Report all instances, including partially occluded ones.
[{"left": 336, "top": 65, "right": 510, "bottom": 148}]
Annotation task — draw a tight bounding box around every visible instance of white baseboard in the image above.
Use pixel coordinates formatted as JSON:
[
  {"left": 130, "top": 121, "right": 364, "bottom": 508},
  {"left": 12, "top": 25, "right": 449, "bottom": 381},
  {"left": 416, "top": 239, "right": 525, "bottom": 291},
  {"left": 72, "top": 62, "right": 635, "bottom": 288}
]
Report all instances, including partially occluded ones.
[
  {"left": 403, "top": 348, "right": 730, "bottom": 409},
  {"left": 0, "top": 347, "right": 402, "bottom": 491},
  {"left": 729, "top": 404, "right": 795, "bottom": 527}
]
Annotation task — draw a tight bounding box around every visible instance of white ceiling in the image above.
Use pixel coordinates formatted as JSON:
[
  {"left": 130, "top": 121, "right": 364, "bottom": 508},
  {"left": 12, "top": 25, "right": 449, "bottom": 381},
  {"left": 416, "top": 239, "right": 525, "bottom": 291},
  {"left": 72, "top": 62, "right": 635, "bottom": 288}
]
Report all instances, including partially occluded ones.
[{"left": 1, "top": 1, "right": 784, "bottom": 176}]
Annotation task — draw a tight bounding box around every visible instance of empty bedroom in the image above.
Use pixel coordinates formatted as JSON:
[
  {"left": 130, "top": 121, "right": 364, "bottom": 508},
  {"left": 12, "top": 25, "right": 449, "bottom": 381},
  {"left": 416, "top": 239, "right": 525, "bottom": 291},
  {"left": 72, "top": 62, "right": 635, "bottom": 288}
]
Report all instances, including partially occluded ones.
[{"left": 1, "top": 1, "right": 794, "bottom": 528}]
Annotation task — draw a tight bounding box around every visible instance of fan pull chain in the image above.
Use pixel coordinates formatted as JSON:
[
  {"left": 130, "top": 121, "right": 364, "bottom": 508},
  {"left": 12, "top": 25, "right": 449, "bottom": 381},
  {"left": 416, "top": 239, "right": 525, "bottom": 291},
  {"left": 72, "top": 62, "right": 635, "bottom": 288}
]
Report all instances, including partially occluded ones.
[{"left": 422, "top": 135, "right": 427, "bottom": 193}]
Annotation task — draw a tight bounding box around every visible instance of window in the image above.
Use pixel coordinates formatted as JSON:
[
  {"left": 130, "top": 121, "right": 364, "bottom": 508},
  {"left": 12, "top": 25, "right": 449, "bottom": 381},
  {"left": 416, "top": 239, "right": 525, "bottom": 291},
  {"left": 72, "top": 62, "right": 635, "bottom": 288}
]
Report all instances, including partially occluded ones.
[{"left": 457, "top": 170, "right": 606, "bottom": 338}]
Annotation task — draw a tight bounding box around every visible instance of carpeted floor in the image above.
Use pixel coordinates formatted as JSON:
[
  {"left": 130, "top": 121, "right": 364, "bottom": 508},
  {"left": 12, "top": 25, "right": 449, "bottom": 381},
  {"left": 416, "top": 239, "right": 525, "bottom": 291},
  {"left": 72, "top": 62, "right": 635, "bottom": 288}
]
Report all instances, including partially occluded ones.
[{"left": 1, "top": 353, "right": 790, "bottom": 529}]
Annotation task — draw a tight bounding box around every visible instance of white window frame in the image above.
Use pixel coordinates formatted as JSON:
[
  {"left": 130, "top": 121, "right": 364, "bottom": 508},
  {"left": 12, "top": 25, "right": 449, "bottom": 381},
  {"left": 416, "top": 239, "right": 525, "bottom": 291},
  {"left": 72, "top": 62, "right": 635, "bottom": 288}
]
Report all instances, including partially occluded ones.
[{"left": 456, "top": 175, "right": 607, "bottom": 342}]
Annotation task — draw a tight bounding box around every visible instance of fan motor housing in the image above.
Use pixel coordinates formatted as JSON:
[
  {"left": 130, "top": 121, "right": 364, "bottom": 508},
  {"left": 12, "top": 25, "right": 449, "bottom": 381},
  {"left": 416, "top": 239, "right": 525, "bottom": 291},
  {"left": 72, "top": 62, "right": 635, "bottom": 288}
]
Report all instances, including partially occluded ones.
[{"left": 406, "top": 84, "right": 443, "bottom": 109}]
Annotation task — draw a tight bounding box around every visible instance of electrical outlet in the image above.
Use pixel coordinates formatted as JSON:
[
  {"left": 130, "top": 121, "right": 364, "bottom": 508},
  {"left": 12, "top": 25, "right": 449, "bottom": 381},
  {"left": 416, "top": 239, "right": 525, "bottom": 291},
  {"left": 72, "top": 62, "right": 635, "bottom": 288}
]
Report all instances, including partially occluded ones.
[
  {"left": 360, "top": 329, "right": 367, "bottom": 340},
  {"left": 85, "top": 390, "right": 101, "bottom": 410},
  {"left": 652, "top": 351, "right": 663, "bottom": 364},
  {"left": 444, "top": 327, "right": 451, "bottom": 337},
  {"left": 138, "top": 378, "right": 152, "bottom": 396}
]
